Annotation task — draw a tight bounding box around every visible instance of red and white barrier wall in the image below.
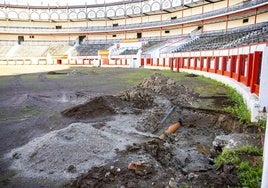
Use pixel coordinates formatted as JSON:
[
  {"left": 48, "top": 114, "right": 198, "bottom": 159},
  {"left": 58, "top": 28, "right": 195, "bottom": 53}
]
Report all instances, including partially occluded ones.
[{"left": 141, "top": 43, "right": 267, "bottom": 122}]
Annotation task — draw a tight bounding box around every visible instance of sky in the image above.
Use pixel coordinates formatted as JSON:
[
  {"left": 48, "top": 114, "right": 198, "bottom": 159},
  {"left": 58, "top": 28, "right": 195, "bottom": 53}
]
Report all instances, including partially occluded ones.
[{"left": 1, "top": 0, "right": 127, "bottom": 6}]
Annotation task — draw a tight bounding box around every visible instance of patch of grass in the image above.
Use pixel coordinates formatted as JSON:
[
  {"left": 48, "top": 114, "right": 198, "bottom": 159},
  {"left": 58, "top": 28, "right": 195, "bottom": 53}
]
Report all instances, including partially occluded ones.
[
  {"left": 257, "top": 118, "right": 267, "bottom": 131},
  {"left": 215, "top": 145, "right": 262, "bottom": 166},
  {"left": 237, "top": 161, "right": 262, "bottom": 188},
  {"left": 118, "top": 69, "right": 188, "bottom": 85},
  {"left": 224, "top": 86, "right": 250, "bottom": 123},
  {"left": 115, "top": 68, "right": 159, "bottom": 85},
  {"left": 0, "top": 169, "right": 17, "bottom": 187},
  {"left": 194, "top": 75, "right": 227, "bottom": 95},
  {"left": 46, "top": 74, "right": 68, "bottom": 79},
  {"left": 21, "top": 74, "right": 39, "bottom": 81},
  {"left": 215, "top": 148, "right": 240, "bottom": 165},
  {"left": 0, "top": 111, "right": 8, "bottom": 120},
  {"left": 0, "top": 76, "right": 11, "bottom": 87},
  {"left": 22, "top": 105, "right": 39, "bottom": 118},
  {"left": 197, "top": 75, "right": 223, "bottom": 86},
  {"left": 158, "top": 70, "right": 187, "bottom": 81},
  {"left": 215, "top": 145, "right": 263, "bottom": 188}
]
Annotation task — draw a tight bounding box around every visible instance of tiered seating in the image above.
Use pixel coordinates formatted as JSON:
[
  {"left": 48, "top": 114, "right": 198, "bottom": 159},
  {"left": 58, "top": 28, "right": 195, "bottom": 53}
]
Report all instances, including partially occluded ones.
[
  {"left": 223, "top": 26, "right": 268, "bottom": 48},
  {"left": 109, "top": 47, "right": 125, "bottom": 56},
  {"left": 43, "top": 44, "right": 72, "bottom": 56},
  {"left": 173, "top": 23, "right": 268, "bottom": 52},
  {"left": 141, "top": 40, "right": 166, "bottom": 53},
  {"left": 0, "top": 46, "right": 13, "bottom": 57},
  {"left": 0, "top": 42, "right": 73, "bottom": 58},
  {"left": 7, "top": 45, "right": 49, "bottom": 57},
  {"left": 74, "top": 44, "right": 113, "bottom": 56},
  {"left": 0, "top": 44, "right": 48, "bottom": 57},
  {"left": 119, "top": 49, "right": 139, "bottom": 55}
]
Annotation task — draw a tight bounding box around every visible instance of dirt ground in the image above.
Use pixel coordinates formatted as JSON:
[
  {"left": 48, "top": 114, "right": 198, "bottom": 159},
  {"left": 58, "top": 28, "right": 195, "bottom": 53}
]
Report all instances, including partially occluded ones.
[{"left": 0, "top": 66, "right": 261, "bottom": 188}]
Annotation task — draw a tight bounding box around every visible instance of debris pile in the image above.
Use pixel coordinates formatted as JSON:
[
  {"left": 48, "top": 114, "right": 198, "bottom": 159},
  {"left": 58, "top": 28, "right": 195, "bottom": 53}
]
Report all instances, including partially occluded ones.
[
  {"left": 119, "top": 72, "right": 199, "bottom": 107},
  {"left": 69, "top": 138, "right": 239, "bottom": 188}
]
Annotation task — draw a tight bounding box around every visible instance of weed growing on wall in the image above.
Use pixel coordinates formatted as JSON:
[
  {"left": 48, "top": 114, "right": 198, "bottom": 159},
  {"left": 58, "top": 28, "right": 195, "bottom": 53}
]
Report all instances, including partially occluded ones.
[{"left": 224, "top": 86, "right": 251, "bottom": 123}]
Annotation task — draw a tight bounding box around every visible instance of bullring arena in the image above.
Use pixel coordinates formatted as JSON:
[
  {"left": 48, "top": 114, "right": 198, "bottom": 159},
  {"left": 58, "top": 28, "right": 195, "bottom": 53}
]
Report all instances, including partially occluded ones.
[{"left": 0, "top": 0, "right": 268, "bottom": 187}]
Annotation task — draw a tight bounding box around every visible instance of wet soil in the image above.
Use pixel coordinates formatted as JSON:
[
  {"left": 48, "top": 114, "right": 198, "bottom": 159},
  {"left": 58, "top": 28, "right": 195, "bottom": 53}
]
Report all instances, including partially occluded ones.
[{"left": 0, "top": 67, "right": 261, "bottom": 188}]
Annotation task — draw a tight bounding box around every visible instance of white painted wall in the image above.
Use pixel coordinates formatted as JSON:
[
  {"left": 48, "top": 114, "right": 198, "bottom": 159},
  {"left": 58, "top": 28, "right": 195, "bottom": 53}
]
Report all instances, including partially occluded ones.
[
  {"left": 257, "top": 12, "right": 268, "bottom": 23},
  {"left": 259, "top": 47, "right": 268, "bottom": 112},
  {"left": 262, "top": 112, "right": 268, "bottom": 188}
]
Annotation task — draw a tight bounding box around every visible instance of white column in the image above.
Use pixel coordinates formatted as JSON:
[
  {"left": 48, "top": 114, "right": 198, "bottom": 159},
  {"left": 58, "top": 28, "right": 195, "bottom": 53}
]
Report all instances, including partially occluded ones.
[
  {"left": 261, "top": 113, "right": 268, "bottom": 188},
  {"left": 261, "top": 47, "right": 268, "bottom": 188},
  {"left": 259, "top": 47, "right": 268, "bottom": 111}
]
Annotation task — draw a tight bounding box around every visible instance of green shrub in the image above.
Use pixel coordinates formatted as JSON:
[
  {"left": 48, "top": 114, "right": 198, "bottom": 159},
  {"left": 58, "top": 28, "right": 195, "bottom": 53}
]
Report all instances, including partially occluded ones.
[
  {"left": 215, "top": 145, "right": 263, "bottom": 188},
  {"left": 237, "top": 161, "right": 262, "bottom": 188}
]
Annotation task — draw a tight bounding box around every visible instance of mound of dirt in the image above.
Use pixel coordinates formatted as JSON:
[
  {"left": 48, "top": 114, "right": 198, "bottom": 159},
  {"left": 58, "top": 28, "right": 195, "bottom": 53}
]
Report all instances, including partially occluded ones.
[
  {"left": 63, "top": 73, "right": 240, "bottom": 187},
  {"left": 62, "top": 73, "right": 197, "bottom": 120},
  {"left": 61, "top": 95, "right": 124, "bottom": 120},
  {"left": 118, "top": 87, "right": 154, "bottom": 109},
  {"left": 68, "top": 138, "right": 238, "bottom": 188},
  {"left": 118, "top": 72, "right": 199, "bottom": 107},
  {"left": 5, "top": 115, "right": 148, "bottom": 182}
]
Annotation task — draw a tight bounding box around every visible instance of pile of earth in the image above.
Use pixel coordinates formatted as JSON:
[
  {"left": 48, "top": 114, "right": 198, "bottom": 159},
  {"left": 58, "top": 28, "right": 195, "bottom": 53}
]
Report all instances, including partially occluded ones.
[
  {"left": 61, "top": 95, "right": 129, "bottom": 120},
  {"left": 61, "top": 72, "right": 199, "bottom": 122},
  {"left": 69, "top": 139, "right": 239, "bottom": 188},
  {"left": 4, "top": 73, "right": 260, "bottom": 187},
  {"left": 118, "top": 72, "right": 199, "bottom": 107}
]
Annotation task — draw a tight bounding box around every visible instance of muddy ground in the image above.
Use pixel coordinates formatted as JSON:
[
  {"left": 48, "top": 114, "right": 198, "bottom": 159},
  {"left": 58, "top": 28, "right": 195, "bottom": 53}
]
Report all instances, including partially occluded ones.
[{"left": 0, "top": 66, "right": 262, "bottom": 187}]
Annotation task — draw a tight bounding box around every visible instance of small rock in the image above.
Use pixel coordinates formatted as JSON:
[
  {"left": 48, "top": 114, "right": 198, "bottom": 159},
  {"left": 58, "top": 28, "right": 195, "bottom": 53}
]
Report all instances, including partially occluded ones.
[
  {"left": 64, "top": 135, "right": 73, "bottom": 140},
  {"left": 67, "top": 165, "right": 76, "bottom": 173},
  {"left": 105, "top": 172, "right": 110, "bottom": 177},
  {"left": 213, "top": 133, "right": 256, "bottom": 150},
  {"left": 128, "top": 161, "right": 147, "bottom": 171},
  {"left": 84, "top": 179, "right": 91, "bottom": 185},
  {"left": 169, "top": 177, "right": 177, "bottom": 188},
  {"left": 12, "top": 152, "right": 21, "bottom": 159},
  {"left": 167, "top": 78, "right": 175, "bottom": 85},
  {"left": 188, "top": 172, "right": 198, "bottom": 180}
]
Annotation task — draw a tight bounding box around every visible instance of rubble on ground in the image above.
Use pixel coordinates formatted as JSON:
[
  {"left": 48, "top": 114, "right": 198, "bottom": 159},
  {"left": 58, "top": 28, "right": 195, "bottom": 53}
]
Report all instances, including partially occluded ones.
[{"left": 4, "top": 72, "right": 261, "bottom": 187}]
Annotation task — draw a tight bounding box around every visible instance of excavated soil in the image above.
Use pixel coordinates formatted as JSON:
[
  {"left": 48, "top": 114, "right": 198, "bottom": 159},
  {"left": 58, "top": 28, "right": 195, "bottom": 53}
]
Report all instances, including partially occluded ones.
[
  {"left": 0, "top": 67, "right": 261, "bottom": 188},
  {"left": 61, "top": 96, "right": 120, "bottom": 120}
]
